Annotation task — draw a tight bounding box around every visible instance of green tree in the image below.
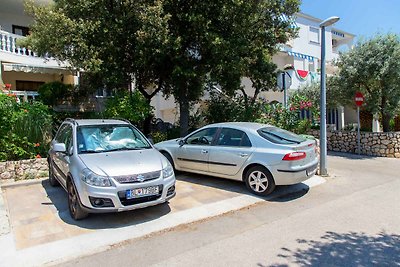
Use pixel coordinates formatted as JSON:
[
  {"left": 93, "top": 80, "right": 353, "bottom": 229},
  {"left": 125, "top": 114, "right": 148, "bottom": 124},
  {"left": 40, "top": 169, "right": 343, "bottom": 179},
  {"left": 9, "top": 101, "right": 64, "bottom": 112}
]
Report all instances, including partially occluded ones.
[
  {"left": 161, "top": 0, "right": 299, "bottom": 135},
  {"left": 23, "top": 0, "right": 170, "bottom": 133},
  {"left": 334, "top": 33, "right": 400, "bottom": 132},
  {"left": 24, "top": 0, "right": 299, "bottom": 136}
]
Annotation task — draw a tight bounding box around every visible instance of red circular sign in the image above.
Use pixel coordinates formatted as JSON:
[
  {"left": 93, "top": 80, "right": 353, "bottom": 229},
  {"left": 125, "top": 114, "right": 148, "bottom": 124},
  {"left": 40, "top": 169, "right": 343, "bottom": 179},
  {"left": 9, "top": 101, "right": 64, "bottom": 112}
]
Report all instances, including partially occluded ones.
[{"left": 355, "top": 92, "right": 364, "bottom": 107}]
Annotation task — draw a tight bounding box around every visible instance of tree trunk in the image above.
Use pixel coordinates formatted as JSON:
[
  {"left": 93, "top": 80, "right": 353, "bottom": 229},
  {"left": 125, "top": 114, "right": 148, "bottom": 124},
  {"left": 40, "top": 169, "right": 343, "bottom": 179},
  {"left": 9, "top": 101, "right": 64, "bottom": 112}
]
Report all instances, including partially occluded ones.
[
  {"left": 179, "top": 98, "right": 190, "bottom": 137},
  {"left": 142, "top": 98, "right": 152, "bottom": 136},
  {"left": 381, "top": 112, "right": 391, "bottom": 132}
]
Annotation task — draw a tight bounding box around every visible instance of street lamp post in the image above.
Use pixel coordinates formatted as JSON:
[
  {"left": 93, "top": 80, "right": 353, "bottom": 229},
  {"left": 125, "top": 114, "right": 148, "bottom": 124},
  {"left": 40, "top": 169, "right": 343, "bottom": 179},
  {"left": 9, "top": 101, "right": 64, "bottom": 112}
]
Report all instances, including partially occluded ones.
[{"left": 319, "top": 16, "right": 340, "bottom": 176}]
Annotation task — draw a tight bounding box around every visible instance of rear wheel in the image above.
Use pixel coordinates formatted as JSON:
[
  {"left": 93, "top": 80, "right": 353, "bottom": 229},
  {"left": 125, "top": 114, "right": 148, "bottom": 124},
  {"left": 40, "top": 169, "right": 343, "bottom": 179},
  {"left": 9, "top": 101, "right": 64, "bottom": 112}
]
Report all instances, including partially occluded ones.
[
  {"left": 245, "top": 166, "right": 275, "bottom": 196},
  {"left": 48, "top": 160, "right": 59, "bottom": 187},
  {"left": 67, "top": 180, "right": 88, "bottom": 220}
]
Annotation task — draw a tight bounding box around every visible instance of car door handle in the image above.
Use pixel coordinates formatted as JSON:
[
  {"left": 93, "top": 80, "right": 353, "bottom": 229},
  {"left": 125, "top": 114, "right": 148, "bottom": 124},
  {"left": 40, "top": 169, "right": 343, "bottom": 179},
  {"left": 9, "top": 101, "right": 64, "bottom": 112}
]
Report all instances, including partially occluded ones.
[
  {"left": 239, "top": 153, "right": 248, "bottom": 157},
  {"left": 201, "top": 149, "right": 209, "bottom": 154}
]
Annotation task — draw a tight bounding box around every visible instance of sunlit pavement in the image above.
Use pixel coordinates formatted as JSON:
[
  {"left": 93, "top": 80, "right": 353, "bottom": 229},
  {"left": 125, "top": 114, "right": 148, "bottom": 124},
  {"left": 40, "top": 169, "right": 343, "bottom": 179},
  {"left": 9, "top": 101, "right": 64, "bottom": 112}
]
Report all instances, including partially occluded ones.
[{"left": 0, "top": 172, "right": 324, "bottom": 266}]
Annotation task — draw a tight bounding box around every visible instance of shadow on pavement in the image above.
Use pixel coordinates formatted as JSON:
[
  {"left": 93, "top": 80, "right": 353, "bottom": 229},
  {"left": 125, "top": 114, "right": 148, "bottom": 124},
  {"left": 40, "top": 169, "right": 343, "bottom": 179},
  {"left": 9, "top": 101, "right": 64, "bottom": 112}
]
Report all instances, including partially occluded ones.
[
  {"left": 176, "top": 173, "right": 310, "bottom": 202},
  {"left": 41, "top": 172, "right": 310, "bottom": 229},
  {"left": 41, "top": 180, "right": 171, "bottom": 230},
  {"left": 328, "top": 151, "right": 380, "bottom": 160},
  {"left": 263, "top": 231, "right": 400, "bottom": 267}
]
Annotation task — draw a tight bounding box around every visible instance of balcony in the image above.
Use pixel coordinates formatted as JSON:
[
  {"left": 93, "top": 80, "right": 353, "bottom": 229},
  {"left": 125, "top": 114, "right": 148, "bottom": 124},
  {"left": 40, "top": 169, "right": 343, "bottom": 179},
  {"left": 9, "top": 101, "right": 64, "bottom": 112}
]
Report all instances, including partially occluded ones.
[
  {"left": 0, "top": 30, "right": 37, "bottom": 57},
  {"left": 0, "top": 29, "right": 64, "bottom": 68}
]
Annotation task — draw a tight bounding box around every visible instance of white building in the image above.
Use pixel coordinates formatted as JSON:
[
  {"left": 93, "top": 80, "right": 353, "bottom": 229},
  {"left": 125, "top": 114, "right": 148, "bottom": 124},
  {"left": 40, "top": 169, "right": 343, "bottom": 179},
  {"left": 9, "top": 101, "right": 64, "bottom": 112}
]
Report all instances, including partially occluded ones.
[
  {"left": 151, "top": 12, "right": 356, "bottom": 128},
  {"left": 0, "top": 0, "right": 76, "bottom": 101}
]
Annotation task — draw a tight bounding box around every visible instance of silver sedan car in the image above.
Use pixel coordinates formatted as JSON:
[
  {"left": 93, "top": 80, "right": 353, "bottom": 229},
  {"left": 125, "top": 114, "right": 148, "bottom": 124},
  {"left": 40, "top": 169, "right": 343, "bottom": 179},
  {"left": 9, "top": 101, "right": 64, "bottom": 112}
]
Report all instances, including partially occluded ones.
[{"left": 155, "top": 122, "right": 318, "bottom": 196}]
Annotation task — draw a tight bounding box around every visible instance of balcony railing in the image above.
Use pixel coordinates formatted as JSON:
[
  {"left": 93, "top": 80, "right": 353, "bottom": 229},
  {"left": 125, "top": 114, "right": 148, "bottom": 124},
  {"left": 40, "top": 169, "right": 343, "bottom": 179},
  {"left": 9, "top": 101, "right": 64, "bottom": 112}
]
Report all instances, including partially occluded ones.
[
  {"left": 0, "top": 30, "right": 37, "bottom": 57},
  {"left": 2, "top": 91, "right": 40, "bottom": 102}
]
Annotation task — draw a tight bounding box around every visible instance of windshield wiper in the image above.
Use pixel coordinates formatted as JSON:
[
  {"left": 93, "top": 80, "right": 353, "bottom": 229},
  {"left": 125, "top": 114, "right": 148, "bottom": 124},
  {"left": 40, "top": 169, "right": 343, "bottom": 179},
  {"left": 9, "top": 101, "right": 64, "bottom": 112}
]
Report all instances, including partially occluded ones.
[
  {"left": 106, "top": 147, "right": 143, "bottom": 152},
  {"left": 80, "top": 150, "right": 103, "bottom": 154},
  {"left": 262, "top": 131, "right": 301, "bottom": 144}
]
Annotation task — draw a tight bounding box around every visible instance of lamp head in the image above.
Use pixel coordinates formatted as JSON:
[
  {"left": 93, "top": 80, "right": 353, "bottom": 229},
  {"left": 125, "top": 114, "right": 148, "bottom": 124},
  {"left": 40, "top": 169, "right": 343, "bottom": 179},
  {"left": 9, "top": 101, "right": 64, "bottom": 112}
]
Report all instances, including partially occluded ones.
[{"left": 319, "top": 16, "right": 340, "bottom": 27}]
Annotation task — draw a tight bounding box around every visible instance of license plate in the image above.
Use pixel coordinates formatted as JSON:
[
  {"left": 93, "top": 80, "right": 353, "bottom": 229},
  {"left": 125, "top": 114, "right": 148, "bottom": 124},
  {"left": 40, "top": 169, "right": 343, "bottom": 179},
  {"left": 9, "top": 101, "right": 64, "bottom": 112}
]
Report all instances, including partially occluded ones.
[{"left": 126, "top": 186, "right": 159, "bottom": 199}]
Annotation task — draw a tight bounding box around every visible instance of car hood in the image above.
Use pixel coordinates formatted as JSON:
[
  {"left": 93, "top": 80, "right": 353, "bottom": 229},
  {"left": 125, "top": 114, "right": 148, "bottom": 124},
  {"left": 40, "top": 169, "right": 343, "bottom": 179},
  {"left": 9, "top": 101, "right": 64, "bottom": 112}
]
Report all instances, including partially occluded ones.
[{"left": 79, "top": 148, "right": 165, "bottom": 177}]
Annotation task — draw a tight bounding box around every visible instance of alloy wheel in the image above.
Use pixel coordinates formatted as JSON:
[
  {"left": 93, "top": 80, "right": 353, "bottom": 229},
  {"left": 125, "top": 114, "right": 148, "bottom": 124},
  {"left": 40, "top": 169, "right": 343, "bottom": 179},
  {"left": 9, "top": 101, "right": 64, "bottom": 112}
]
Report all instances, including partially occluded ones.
[{"left": 248, "top": 170, "right": 269, "bottom": 193}]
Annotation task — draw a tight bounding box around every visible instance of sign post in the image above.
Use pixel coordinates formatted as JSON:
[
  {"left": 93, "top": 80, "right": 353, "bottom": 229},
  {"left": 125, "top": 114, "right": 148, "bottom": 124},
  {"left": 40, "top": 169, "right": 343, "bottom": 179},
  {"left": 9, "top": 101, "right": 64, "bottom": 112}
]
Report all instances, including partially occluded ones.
[
  {"left": 355, "top": 92, "right": 364, "bottom": 155},
  {"left": 277, "top": 72, "right": 292, "bottom": 108}
]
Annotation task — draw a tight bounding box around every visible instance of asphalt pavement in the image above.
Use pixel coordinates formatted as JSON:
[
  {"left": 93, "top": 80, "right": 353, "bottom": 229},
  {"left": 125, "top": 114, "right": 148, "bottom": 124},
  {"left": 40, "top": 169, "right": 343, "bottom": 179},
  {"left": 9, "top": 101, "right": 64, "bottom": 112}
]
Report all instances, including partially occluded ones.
[{"left": 59, "top": 152, "right": 400, "bottom": 267}]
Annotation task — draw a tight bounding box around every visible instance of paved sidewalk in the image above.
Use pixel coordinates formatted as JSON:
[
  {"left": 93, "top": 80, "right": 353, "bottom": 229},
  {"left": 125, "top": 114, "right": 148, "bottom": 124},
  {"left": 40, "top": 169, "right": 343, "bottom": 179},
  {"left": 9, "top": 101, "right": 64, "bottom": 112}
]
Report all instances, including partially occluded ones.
[
  {"left": 0, "top": 173, "right": 325, "bottom": 267},
  {"left": 0, "top": 185, "right": 10, "bottom": 236}
]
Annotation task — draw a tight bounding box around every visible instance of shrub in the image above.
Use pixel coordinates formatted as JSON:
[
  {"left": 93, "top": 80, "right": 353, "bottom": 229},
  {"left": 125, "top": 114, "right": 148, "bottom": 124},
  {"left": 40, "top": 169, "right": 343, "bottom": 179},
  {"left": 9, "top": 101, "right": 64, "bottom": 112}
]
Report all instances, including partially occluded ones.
[
  {"left": 0, "top": 95, "right": 52, "bottom": 161},
  {"left": 104, "top": 91, "right": 152, "bottom": 125},
  {"left": 202, "top": 93, "right": 263, "bottom": 124},
  {"left": 38, "top": 82, "right": 74, "bottom": 106}
]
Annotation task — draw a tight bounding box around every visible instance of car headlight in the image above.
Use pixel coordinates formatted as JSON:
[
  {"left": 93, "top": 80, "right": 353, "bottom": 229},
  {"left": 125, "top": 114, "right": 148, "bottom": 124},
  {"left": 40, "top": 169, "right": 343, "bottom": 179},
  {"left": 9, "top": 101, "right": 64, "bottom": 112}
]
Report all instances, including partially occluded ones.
[
  {"left": 162, "top": 163, "right": 174, "bottom": 178},
  {"left": 81, "top": 168, "right": 112, "bottom": 187}
]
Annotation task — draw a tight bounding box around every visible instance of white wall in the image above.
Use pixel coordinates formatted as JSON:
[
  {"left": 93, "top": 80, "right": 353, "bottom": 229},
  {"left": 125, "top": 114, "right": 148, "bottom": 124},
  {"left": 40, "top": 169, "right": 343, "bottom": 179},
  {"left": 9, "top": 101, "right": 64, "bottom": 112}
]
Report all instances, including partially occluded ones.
[{"left": 0, "top": 12, "right": 32, "bottom": 33}]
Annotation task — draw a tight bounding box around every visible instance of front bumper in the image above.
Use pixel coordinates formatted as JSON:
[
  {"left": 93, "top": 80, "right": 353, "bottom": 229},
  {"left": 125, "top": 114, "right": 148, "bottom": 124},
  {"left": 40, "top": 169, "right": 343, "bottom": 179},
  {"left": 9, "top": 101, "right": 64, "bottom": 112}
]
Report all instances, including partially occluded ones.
[{"left": 76, "top": 175, "right": 176, "bottom": 213}]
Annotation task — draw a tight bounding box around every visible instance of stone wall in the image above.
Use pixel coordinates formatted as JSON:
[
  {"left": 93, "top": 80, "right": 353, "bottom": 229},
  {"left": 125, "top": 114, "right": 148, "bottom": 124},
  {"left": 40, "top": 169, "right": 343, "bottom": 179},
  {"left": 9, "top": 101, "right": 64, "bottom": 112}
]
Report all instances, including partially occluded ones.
[
  {"left": 0, "top": 159, "right": 48, "bottom": 181},
  {"left": 309, "top": 130, "right": 400, "bottom": 158}
]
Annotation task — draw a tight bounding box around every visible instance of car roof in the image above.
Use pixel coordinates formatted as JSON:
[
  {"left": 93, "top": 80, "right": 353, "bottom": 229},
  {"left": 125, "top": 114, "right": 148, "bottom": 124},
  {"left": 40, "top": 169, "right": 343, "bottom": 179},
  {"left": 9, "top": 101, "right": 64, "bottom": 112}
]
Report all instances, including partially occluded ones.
[
  {"left": 205, "top": 122, "right": 272, "bottom": 132},
  {"left": 66, "top": 119, "right": 131, "bottom": 126}
]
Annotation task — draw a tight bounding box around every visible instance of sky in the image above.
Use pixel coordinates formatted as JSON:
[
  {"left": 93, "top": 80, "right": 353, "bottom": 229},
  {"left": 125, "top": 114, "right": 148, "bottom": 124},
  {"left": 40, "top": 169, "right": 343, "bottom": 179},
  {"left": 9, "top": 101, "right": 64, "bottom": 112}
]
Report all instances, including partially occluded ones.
[{"left": 300, "top": 0, "right": 400, "bottom": 41}]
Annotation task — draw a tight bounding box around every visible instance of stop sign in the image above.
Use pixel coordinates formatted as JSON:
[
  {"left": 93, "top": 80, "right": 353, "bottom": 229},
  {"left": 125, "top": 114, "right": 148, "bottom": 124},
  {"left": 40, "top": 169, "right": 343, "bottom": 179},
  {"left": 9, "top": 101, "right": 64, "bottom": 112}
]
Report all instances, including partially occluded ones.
[{"left": 355, "top": 92, "right": 364, "bottom": 107}]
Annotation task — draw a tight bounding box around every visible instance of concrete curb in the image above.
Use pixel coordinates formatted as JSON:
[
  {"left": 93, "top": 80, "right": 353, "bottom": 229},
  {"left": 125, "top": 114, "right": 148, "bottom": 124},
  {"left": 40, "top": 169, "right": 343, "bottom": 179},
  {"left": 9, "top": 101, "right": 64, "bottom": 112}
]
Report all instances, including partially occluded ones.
[
  {"left": 0, "top": 177, "right": 48, "bottom": 189},
  {"left": 0, "top": 175, "right": 326, "bottom": 267}
]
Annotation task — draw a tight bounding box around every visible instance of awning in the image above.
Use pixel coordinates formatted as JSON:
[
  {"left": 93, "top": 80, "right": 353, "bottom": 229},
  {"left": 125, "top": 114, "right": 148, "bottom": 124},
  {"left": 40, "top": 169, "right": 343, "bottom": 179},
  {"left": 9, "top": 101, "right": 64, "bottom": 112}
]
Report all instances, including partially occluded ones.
[
  {"left": 2, "top": 63, "right": 72, "bottom": 75},
  {"left": 279, "top": 14, "right": 298, "bottom": 29},
  {"left": 286, "top": 51, "right": 315, "bottom": 61}
]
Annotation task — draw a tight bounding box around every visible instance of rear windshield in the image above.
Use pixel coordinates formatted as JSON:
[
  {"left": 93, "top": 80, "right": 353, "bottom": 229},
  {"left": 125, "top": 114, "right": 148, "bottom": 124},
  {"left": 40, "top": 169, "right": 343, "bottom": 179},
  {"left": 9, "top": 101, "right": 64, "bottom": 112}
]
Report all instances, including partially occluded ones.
[
  {"left": 257, "top": 127, "right": 306, "bottom": 145},
  {"left": 77, "top": 125, "right": 151, "bottom": 154}
]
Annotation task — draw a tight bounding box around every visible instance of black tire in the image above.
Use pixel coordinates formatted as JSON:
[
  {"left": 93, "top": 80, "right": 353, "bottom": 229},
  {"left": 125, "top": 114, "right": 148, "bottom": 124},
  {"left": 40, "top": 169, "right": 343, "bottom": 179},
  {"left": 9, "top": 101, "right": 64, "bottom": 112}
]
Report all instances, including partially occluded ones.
[
  {"left": 244, "top": 166, "right": 275, "bottom": 196},
  {"left": 48, "top": 160, "right": 60, "bottom": 187},
  {"left": 67, "top": 180, "right": 89, "bottom": 220}
]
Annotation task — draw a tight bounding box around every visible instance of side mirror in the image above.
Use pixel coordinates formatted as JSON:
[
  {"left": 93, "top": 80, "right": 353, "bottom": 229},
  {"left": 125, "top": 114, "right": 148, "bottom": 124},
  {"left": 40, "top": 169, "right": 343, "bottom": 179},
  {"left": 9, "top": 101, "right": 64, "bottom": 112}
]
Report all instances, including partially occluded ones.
[
  {"left": 178, "top": 139, "right": 185, "bottom": 147},
  {"left": 53, "top": 143, "right": 66, "bottom": 153}
]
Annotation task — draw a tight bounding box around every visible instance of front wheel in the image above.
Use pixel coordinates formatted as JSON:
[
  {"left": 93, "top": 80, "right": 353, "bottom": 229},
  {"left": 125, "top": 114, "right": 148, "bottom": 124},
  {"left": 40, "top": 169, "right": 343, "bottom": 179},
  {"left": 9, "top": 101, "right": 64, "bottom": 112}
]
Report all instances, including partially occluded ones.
[
  {"left": 67, "top": 180, "right": 88, "bottom": 220},
  {"left": 244, "top": 166, "right": 275, "bottom": 196}
]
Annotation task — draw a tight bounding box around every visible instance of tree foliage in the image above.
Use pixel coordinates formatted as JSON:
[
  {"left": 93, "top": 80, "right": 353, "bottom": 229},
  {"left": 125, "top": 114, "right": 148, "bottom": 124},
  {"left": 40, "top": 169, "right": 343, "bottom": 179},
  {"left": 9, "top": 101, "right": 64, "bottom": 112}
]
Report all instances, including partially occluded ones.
[
  {"left": 23, "top": 0, "right": 300, "bottom": 136},
  {"left": 334, "top": 33, "right": 400, "bottom": 132}
]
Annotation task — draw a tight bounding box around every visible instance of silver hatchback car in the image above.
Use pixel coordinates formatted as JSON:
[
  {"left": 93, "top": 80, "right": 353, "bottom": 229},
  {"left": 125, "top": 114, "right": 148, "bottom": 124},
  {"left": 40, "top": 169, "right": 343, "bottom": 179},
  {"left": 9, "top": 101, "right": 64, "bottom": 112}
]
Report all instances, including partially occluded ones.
[
  {"left": 48, "top": 119, "right": 176, "bottom": 220},
  {"left": 155, "top": 122, "right": 318, "bottom": 196}
]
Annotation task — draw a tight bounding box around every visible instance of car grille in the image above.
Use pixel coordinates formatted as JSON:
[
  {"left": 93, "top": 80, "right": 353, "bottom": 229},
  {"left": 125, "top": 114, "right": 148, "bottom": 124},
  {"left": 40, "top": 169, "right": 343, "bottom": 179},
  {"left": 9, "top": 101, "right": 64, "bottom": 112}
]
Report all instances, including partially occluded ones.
[{"left": 113, "top": 170, "right": 161, "bottom": 184}]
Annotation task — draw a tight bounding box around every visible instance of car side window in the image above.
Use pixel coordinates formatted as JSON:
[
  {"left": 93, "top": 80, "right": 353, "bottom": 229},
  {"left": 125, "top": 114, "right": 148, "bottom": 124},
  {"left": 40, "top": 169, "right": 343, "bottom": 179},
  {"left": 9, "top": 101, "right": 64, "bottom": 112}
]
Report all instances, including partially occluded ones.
[
  {"left": 186, "top": 128, "right": 217, "bottom": 145},
  {"left": 63, "top": 126, "right": 73, "bottom": 154},
  {"left": 216, "top": 128, "right": 252, "bottom": 147},
  {"left": 55, "top": 124, "right": 73, "bottom": 154},
  {"left": 54, "top": 124, "right": 68, "bottom": 143}
]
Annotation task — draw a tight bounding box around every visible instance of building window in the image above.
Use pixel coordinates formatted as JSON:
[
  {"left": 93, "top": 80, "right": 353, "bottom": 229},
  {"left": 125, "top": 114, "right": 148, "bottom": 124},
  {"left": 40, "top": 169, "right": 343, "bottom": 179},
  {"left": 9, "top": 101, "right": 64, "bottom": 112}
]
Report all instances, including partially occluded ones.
[
  {"left": 16, "top": 81, "right": 45, "bottom": 91},
  {"left": 12, "top": 25, "right": 30, "bottom": 36},
  {"left": 309, "top": 27, "right": 320, "bottom": 44}
]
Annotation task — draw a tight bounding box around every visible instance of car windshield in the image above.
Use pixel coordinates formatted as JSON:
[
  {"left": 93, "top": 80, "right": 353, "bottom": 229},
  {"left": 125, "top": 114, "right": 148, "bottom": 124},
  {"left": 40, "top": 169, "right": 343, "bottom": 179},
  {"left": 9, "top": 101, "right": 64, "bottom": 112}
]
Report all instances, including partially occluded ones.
[
  {"left": 77, "top": 125, "right": 151, "bottom": 154},
  {"left": 257, "top": 127, "right": 306, "bottom": 145}
]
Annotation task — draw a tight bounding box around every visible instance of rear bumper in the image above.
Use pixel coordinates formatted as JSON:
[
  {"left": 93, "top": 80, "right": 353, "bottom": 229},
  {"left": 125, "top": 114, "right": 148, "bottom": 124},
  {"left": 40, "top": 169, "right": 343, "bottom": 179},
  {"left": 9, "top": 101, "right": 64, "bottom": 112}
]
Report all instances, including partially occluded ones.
[{"left": 272, "top": 159, "right": 318, "bottom": 185}]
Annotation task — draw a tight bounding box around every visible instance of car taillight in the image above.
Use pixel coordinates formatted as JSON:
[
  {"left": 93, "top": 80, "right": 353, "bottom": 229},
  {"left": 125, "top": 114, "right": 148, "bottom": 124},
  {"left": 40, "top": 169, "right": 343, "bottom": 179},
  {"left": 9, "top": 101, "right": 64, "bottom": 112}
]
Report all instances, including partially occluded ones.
[{"left": 282, "top": 152, "right": 306, "bottom": 161}]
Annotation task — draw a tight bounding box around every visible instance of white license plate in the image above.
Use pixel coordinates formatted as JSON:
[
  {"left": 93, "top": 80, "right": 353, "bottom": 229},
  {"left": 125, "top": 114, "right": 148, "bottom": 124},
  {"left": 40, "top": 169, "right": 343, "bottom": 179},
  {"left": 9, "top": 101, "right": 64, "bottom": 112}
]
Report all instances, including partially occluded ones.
[{"left": 126, "top": 186, "right": 159, "bottom": 199}]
